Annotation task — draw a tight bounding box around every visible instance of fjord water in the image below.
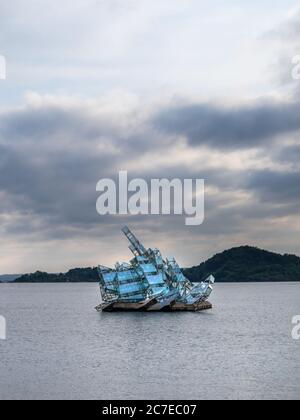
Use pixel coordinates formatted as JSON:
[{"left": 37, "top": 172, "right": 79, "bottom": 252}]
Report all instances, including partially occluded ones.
[{"left": 0, "top": 283, "right": 299, "bottom": 400}]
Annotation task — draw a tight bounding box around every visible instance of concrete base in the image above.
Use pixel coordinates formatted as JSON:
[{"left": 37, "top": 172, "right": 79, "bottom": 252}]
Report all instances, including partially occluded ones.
[
  {"left": 96, "top": 300, "right": 212, "bottom": 312},
  {"left": 167, "top": 301, "right": 212, "bottom": 312}
]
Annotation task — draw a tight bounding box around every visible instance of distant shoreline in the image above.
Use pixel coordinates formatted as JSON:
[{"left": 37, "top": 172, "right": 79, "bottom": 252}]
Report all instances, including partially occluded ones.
[{"left": 2, "top": 245, "right": 300, "bottom": 284}]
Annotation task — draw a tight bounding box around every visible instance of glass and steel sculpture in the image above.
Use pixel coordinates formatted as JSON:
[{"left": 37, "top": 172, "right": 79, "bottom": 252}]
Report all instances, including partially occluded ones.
[{"left": 97, "top": 226, "right": 214, "bottom": 311}]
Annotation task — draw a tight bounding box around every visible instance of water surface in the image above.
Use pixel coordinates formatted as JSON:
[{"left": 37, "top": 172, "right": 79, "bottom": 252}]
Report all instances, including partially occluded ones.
[{"left": 0, "top": 282, "right": 299, "bottom": 400}]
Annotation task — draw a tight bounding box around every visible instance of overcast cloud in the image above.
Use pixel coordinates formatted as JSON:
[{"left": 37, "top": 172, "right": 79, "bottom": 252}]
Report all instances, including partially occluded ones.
[{"left": 0, "top": 1, "right": 299, "bottom": 273}]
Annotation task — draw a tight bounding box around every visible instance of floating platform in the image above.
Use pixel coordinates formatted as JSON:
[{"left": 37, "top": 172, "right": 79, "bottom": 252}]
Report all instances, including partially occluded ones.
[
  {"left": 168, "top": 300, "right": 212, "bottom": 312},
  {"left": 95, "top": 300, "right": 212, "bottom": 312}
]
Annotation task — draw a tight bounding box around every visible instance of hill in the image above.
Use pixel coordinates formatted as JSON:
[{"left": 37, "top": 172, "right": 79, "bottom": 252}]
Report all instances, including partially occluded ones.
[
  {"left": 183, "top": 246, "right": 300, "bottom": 282},
  {"left": 11, "top": 246, "right": 300, "bottom": 283},
  {"left": 0, "top": 274, "right": 22, "bottom": 282},
  {"left": 14, "top": 268, "right": 98, "bottom": 283}
]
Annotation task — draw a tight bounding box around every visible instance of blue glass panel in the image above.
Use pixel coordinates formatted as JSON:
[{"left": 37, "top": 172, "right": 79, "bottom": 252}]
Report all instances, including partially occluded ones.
[
  {"left": 119, "top": 282, "right": 144, "bottom": 293},
  {"left": 139, "top": 264, "right": 157, "bottom": 274},
  {"left": 102, "top": 272, "right": 116, "bottom": 284},
  {"left": 146, "top": 273, "right": 165, "bottom": 286}
]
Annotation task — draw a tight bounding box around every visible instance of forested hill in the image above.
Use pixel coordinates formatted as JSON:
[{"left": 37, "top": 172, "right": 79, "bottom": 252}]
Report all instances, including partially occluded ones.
[
  {"left": 14, "top": 268, "right": 99, "bottom": 283},
  {"left": 0, "top": 274, "right": 20, "bottom": 282},
  {"left": 183, "top": 246, "right": 300, "bottom": 282},
  {"left": 9, "top": 246, "right": 300, "bottom": 283}
]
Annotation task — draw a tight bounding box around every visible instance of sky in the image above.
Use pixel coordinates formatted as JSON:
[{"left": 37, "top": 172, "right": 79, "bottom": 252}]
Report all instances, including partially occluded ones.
[{"left": 0, "top": 0, "right": 300, "bottom": 273}]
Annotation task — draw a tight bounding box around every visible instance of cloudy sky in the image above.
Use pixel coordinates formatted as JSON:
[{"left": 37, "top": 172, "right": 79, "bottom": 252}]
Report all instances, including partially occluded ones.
[{"left": 0, "top": 0, "right": 300, "bottom": 273}]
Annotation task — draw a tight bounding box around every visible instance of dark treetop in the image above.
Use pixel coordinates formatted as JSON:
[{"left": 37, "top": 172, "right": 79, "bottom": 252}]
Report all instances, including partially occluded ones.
[{"left": 184, "top": 246, "right": 300, "bottom": 282}]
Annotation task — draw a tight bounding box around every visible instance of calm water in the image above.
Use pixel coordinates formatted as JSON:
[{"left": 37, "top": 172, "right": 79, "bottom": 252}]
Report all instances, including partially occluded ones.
[{"left": 0, "top": 283, "right": 299, "bottom": 400}]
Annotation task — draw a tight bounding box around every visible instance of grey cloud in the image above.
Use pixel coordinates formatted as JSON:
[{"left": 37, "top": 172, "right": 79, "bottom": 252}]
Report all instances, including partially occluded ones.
[
  {"left": 0, "top": 106, "right": 127, "bottom": 144},
  {"left": 275, "top": 144, "right": 300, "bottom": 164},
  {"left": 0, "top": 99, "right": 178, "bottom": 240},
  {"left": 153, "top": 99, "right": 300, "bottom": 150},
  {"left": 246, "top": 170, "right": 300, "bottom": 203},
  {"left": 1, "top": 95, "right": 300, "bottom": 268}
]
